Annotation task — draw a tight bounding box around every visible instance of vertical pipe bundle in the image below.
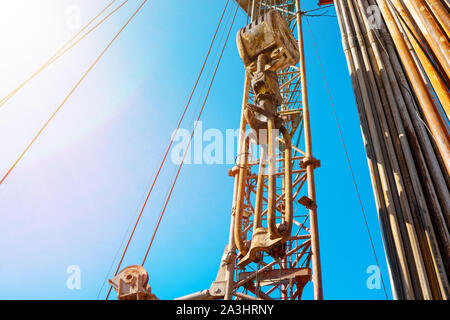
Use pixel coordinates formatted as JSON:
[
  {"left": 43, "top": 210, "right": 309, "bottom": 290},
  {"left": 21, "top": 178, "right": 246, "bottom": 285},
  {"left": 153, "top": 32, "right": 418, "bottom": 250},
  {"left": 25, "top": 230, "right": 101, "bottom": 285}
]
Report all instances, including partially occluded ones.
[{"left": 334, "top": 0, "right": 450, "bottom": 299}]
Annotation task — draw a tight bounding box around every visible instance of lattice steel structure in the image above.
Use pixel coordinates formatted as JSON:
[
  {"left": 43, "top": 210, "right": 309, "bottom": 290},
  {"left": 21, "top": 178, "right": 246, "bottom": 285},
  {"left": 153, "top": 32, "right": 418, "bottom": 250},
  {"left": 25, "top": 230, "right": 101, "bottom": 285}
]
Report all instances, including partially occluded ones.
[
  {"left": 220, "top": 0, "right": 323, "bottom": 300},
  {"left": 109, "top": 0, "right": 324, "bottom": 301}
]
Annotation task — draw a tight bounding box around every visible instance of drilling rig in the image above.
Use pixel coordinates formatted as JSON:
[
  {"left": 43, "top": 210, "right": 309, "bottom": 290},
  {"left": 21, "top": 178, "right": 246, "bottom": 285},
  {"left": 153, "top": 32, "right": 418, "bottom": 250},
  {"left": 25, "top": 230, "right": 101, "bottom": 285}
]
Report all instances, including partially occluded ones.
[
  {"left": 0, "top": 0, "right": 448, "bottom": 302},
  {"left": 109, "top": 0, "right": 450, "bottom": 301},
  {"left": 109, "top": 0, "right": 324, "bottom": 301}
]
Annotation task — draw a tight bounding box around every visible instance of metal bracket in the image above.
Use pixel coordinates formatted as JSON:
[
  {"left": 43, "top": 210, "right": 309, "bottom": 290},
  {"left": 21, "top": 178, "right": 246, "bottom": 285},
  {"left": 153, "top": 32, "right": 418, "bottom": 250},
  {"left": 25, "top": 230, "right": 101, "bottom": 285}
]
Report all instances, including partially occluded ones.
[
  {"left": 300, "top": 156, "right": 321, "bottom": 169},
  {"left": 108, "top": 265, "right": 158, "bottom": 300}
]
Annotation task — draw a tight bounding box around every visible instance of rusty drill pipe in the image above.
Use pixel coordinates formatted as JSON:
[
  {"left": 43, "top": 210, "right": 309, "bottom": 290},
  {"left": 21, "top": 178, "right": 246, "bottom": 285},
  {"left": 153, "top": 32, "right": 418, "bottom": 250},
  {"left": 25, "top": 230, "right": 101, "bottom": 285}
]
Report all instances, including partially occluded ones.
[
  {"left": 252, "top": 144, "right": 267, "bottom": 231},
  {"left": 383, "top": 0, "right": 450, "bottom": 296},
  {"left": 338, "top": 0, "right": 415, "bottom": 299},
  {"left": 347, "top": 0, "right": 433, "bottom": 298},
  {"left": 360, "top": 0, "right": 450, "bottom": 299},
  {"left": 377, "top": 0, "right": 450, "bottom": 174},
  {"left": 350, "top": 0, "right": 437, "bottom": 299},
  {"left": 234, "top": 136, "right": 251, "bottom": 257},
  {"left": 224, "top": 71, "right": 251, "bottom": 300},
  {"left": 366, "top": 0, "right": 450, "bottom": 299},
  {"left": 369, "top": 0, "right": 450, "bottom": 224},
  {"left": 336, "top": 0, "right": 403, "bottom": 298},
  {"left": 391, "top": 0, "right": 450, "bottom": 116},
  {"left": 388, "top": 0, "right": 450, "bottom": 120},
  {"left": 401, "top": 0, "right": 450, "bottom": 81},
  {"left": 424, "top": 0, "right": 450, "bottom": 38},
  {"left": 267, "top": 117, "right": 282, "bottom": 239},
  {"left": 280, "top": 126, "right": 293, "bottom": 237},
  {"left": 266, "top": 125, "right": 293, "bottom": 239}
]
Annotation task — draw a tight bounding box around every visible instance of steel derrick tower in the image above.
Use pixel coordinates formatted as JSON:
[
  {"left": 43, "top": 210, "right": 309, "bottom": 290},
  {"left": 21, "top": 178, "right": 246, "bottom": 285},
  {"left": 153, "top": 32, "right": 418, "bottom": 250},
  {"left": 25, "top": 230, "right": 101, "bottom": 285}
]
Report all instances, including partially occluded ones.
[
  {"left": 219, "top": 0, "right": 323, "bottom": 300},
  {"left": 109, "top": 0, "right": 324, "bottom": 301}
]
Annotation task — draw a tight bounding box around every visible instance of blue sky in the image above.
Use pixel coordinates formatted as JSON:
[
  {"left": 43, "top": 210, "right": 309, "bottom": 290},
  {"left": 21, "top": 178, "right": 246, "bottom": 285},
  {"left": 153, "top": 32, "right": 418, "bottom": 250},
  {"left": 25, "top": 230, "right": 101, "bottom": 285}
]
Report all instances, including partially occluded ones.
[{"left": 0, "top": 0, "right": 392, "bottom": 300}]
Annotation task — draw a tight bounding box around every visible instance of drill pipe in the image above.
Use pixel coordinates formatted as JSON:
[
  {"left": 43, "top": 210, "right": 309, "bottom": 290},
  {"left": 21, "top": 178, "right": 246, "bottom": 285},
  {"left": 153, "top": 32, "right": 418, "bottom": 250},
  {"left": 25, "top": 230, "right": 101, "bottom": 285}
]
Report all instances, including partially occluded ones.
[{"left": 335, "top": 0, "right": 450, "bottom": 299}]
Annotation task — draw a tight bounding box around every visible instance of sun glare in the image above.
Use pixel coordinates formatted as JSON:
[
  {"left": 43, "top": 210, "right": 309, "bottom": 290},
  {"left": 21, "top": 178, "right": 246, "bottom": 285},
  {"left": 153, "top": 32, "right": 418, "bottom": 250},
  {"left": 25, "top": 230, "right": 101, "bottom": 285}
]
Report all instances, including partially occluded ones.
[{"left": 0, "top": 1, "right": 129, "bottom": 170}]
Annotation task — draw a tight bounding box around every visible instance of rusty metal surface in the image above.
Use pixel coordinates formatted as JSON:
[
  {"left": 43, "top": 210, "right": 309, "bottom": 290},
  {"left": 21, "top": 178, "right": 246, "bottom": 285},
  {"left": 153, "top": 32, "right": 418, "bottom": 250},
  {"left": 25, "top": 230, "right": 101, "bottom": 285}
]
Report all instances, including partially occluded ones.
[
  {"left": 227, "top": 1, "right": 321, "bottom": 300},
  {"left": 234, "top": 9, "right": 298, "bottom": 269},
  {"left": 335, "top": 0, "right": 450, "bottom": 299},
  {"left": 108, "top": 265, "right": 158, "bottom": 300},
  {"left": 235, "top": 1, "right": 297, "bottom": 17},
  {"left": 238, "top": 267, "right": 311, "bottom": 283},
  {"left": 237, "top": 10, "right": 299, "bottom": 73},
  {"left": 318, "top": 0, "right": 334, "bottom": 5}
]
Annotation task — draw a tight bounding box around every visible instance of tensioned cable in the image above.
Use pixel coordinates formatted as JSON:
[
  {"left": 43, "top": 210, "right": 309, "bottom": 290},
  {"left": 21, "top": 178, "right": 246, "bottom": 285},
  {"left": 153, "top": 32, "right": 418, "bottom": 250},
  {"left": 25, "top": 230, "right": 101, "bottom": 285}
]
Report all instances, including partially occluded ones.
[
  {"left": 305, "top": 16, "right": 388, "bottom": 299},
  {"left": 302, "top": 5, "right": 337, "bottom": 18},
  {"left": 303, "top": 5, "right": 335, "bottom": 14},
  {"left": 140, "top": 2, "right": 239, "bottom": 269},
  {"left": 95, "top": 172, "right": 156, "bottom": 300},
  {"left": 0, "top": 0, "right": 148, "bottom": 186},
  {"left": 0, "top": 0, "right": 128, "bottom": 109},
  {"left": 187, "top": 1, "right": 235, "bottom": 133},
  {"left": 104, "top": 0, "right": 232, "bottom": 300},
  {"left": 187, "top": 2, "right": 233, "bottom": 128}
]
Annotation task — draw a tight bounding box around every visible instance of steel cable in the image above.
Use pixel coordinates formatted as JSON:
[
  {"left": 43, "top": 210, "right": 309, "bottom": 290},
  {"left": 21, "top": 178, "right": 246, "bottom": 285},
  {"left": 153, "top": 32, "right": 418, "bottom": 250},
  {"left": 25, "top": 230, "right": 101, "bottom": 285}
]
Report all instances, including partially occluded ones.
[
  {"left": 0, "top": 0, "right": 148, "bottom": 186},
  {"left": 140, "top": 2, "right": 239, "bottom": 269},
  {"left": 104, "top": 0, "right": 232, "bottom": 300},
  {"left": 305, "top": 16, "right": 388, "bottom": 299},
  {"left": 0, "top": 0, "right": 128, "bottom": 108}
]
